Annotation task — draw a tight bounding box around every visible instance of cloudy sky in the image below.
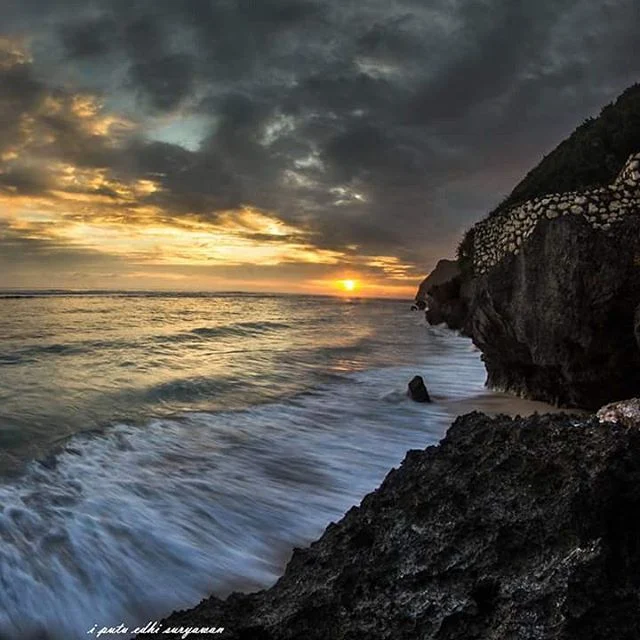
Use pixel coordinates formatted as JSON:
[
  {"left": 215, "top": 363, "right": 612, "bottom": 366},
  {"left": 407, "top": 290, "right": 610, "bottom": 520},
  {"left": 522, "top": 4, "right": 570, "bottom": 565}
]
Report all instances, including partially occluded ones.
[{"left": 0, "top": 0, "right": 638, "bottom": 296}]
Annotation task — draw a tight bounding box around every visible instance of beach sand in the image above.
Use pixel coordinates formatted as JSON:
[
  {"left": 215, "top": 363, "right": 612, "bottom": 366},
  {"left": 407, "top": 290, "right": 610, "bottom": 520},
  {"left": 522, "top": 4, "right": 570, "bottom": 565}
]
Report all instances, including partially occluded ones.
[{"left": 443, "top": 391, "right": 589, "bottom": 419}]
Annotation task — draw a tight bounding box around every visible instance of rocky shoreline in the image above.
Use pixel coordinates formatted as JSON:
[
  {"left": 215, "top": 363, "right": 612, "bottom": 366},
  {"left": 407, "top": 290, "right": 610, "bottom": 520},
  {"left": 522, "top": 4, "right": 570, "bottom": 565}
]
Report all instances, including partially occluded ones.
[
  {"left": 141, "top": 87, "right": 640, "bottom": 640},
  {"left": 143, "top": 409, "right": 640, "bottom": 640}
]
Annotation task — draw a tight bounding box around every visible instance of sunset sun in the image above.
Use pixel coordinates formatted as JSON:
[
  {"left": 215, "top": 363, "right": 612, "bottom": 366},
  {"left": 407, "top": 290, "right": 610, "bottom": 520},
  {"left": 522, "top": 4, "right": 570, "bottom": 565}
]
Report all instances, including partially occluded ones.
[{"left": 341, "top": 279, "right": 357, "bottom": 292}]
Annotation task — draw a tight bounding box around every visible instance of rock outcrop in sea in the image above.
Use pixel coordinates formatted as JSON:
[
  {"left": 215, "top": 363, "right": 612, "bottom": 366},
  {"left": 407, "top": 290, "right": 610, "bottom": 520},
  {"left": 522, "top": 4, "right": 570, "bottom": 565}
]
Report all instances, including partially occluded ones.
[
  {"left": 147, "top": 410, "right": 640, "bottom": 640},
  {"left": 415, "top": 260, "right": 471, "bottom": 335},
  {"left": 407, "top": 375, "right": 431, "bottom": 402},
  {"left": 422, "top": 84, "right": 640, "bottom": 409},
  {"left": 416, "top": 259, "right": 460, "bottom": 302}
]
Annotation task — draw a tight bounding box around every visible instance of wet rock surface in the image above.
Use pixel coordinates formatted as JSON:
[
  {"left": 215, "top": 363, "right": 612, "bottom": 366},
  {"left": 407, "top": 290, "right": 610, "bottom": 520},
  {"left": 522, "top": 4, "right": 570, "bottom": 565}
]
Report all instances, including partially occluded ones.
[
  {"left": 150, "top": 411, "right": 640, "bottom": 640},
  {"left": 424, "top": 275, "right": 471, "bottom": 336},
  {"left": 597, "top": 397, "right": 640, "bottom": 427}
]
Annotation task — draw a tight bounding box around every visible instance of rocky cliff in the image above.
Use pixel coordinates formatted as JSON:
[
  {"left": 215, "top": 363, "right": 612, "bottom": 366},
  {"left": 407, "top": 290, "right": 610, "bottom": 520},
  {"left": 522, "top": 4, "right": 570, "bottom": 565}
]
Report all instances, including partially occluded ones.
[
  {"left": 469, "top": 176, "right": 640, "bottom": 409},
  {"left": 470, "top": 152, "right": 640, "bottom": 276},
  {"left": 415, "top": 260, "right": 471, "bottom": 334},
  {"left": 424, "top": 274, "right": 471, "bottom": 335},
  {"left": 416, "top": 259, "right": 460, "bottom": 301},
  {"left": 147, "top": 410, "right": 640, "bottom": 640},
  {"left": 422, "top": 85, "right": 640, "bottom": 409}
]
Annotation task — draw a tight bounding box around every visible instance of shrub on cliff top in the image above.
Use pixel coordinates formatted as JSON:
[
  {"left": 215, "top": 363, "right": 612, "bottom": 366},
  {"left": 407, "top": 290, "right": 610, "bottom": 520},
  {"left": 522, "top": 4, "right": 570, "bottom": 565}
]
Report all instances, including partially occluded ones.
[{"left": 456, "top": 227, "right": 475, "bottom": 277}]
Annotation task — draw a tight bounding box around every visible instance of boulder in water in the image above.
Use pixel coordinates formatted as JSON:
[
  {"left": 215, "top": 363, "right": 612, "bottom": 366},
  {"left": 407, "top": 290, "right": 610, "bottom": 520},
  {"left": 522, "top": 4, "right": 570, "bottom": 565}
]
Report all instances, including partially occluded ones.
[{"left": 408, "top": 375, "right": 431, "bottom": 402}]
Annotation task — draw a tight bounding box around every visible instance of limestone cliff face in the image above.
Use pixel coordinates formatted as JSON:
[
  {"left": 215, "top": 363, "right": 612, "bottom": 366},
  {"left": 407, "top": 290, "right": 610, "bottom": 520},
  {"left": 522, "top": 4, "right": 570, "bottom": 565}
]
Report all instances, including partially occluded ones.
[
  {"left": 148, "top": 411, "right": 640, "bottom": 640},
  {"left": 470, "top": 212, "right": 640, "bottom": 409}
]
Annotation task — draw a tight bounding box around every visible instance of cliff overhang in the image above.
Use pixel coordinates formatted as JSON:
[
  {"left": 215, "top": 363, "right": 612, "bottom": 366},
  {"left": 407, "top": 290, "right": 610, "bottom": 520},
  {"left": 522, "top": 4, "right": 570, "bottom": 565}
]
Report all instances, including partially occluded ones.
[{"left": 423, "top": 152, "right": 640, "bottom": 409}]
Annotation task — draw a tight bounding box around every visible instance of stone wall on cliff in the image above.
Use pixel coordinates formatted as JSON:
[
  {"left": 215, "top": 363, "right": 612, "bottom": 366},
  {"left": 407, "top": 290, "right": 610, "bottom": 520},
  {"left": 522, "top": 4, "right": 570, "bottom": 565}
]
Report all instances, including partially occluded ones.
[{"left": 471, "top": 152, "right": 640, "bottom": 275}]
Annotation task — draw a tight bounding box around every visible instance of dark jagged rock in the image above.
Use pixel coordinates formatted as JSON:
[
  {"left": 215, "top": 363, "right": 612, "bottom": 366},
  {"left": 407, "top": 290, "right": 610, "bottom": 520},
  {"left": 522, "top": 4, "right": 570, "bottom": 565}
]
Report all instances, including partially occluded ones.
[
  {"left": 149, "top": 411, "right": 640, "bottom": 640},
  {"left": 635, "top": 303, "right": 640, "bottom": 350},
  {"left": 416, "top": 260, "right": 460, "bottom": 303},
  {"left": 407, "top": 375, "right": 431, "bottom": 402},
  {"left": 597, "top": 397, "right": 640, "bottom": 427},
  {"left": 424, "top": 274, "right": 471, "bottom": 336},
  {"left": 470, "top": 214, "right": 640, "bottom": 409},
  {"left": 414, "top": 260, "right": 471, "bottom": 336}
]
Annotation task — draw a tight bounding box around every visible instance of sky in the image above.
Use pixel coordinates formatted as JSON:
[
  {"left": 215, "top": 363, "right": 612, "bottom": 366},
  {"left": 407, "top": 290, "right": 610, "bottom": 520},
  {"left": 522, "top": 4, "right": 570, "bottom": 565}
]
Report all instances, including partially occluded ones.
[{"left": 0, "top": 0, "right": 638, "bottom": 297}]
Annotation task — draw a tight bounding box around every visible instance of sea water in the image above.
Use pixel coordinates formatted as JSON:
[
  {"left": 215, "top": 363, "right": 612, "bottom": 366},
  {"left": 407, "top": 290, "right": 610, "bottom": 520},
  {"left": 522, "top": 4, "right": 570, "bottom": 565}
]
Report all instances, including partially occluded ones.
[{"left": 0, "top": 291, "right": 497, "bottom": 639}]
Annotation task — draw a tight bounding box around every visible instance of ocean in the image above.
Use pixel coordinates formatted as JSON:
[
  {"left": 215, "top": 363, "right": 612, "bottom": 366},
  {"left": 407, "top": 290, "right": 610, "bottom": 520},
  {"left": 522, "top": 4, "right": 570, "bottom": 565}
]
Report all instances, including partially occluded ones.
[{"left": 0, "top": 291, "right": 534, "bottom": 639}]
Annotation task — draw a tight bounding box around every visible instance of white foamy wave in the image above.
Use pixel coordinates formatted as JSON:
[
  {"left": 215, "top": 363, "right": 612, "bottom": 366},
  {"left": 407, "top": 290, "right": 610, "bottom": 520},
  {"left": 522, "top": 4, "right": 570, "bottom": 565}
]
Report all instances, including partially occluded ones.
[{"left": 0, "top": 335, "right": 486, "bottom": 640}]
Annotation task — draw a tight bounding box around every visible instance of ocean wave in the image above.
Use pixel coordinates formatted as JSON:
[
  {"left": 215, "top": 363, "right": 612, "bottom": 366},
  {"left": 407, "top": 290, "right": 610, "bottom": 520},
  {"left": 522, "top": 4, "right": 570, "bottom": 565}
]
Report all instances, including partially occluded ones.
[
  {"left": 0, "top": 363, "right": 455, "bottom": 640},
  {"left": 0, "top": 339, "right": 132, "bottom": 364},
  {"left": 141, "top": 376, "right": 241, "bottom": 404},
  {"left": 0, "top": 293, "right": 492, "bottom": 639},
  {"left": 188, "top": 321, "right": 292, "bottom": 339},
  {"left": 0, "top": 322, "right": 293, "bottom": 366}
]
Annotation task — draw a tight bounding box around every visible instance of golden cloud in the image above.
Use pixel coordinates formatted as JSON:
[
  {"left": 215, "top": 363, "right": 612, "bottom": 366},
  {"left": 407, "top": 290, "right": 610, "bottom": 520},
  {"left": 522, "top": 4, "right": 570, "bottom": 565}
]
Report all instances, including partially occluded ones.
[
  {"left": 0, "top": 179, "right": 344, "bottom": 268},
  {"left": 0, "top": 39, "right": 419, "bottom": 296}
]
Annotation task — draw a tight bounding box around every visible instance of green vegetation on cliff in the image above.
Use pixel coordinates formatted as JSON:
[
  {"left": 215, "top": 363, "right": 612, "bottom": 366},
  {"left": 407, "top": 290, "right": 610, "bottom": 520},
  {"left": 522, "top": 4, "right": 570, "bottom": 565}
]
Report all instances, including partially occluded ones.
[
  {"left": 460, "top": 82, "right": 640, "bottom": 270},
  {"left": 502, "top": 83, "right": 640, "bottom": 210}
]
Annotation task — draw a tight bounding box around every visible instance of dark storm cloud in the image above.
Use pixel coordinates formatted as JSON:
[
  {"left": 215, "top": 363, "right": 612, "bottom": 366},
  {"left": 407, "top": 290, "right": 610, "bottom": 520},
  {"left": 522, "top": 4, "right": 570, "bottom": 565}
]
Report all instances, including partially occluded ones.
[
  {"left": 60, "top": 16, "right": 118, "bottom": 58},
  {"left": 0, "top": 59, "right": 45, "bottom": 155},
  {"left": 1, "top": 0, "right": 640, "bottom": 273},
  {"left": 123, "top": 15, "right": 164, "bottom": 60},
  {"left": 357, "top": 19, "right": 415, "bottom": 58},
  {"left": 322, "top": 123, "right": 429, "bottom": 186},
  {"left": 0, "top": 165, "right": 51, "bottom": 194},
  {"left": 0, "top": 55, "right": 122, "bottom": 199},
  {"left": 171, "top": 0, "right": 326, "bottom": 79},
  {"left": 405, "top": 1, "right": 570, "bottom": 124}
]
